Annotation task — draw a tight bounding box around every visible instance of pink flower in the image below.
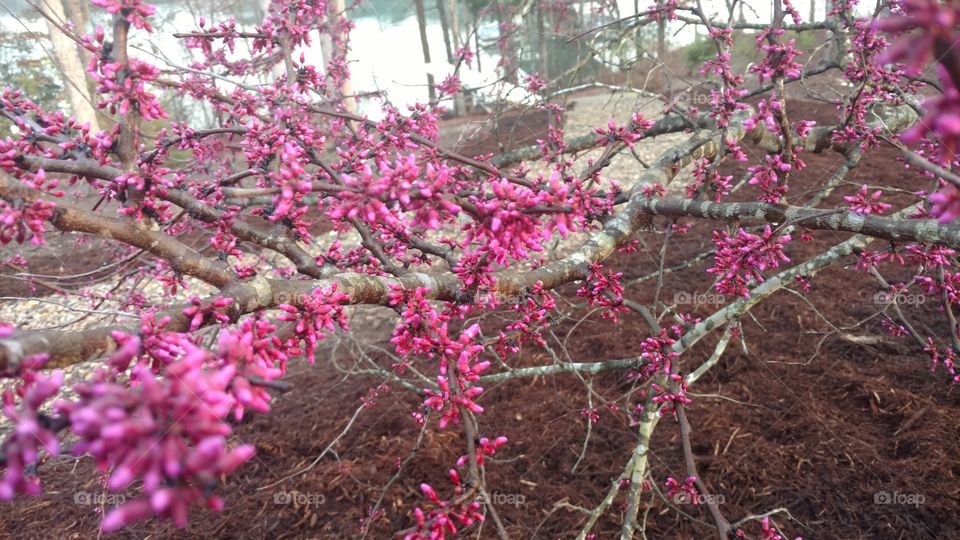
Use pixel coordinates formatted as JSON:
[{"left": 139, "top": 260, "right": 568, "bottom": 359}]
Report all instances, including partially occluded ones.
[
  {"left": 875, "top": 0, "right": 960, "bottom": 75},
  {"left": 181, "top": 296, "right": 233, "bottom": 331},
  {"left": 0, "top": 371, "right": 63, "bottom": 499},
  {"left": 437, "top": 74, "right": 462, "bottom": 96},
  {"left": 421, "top": 324, "right": 489, "bottom": 429},
  {"left": 747, "top": 153, "right": 792, "bottom": 204},
  {"left": 53, "top": 340, "right": 254, "bottom": 531},
  {"left": 278, "top": 284, "right": 350, "bottom": 364},
  {"left": 708, "top": 226, "right": 792, "bottom": 298},
  {"left": 750, "top": 36, "right": 803, "bottom": 83},
  {"left": 663, "top": 476, "right": 698, "bottom": 504},
  {"left": 901, "top": 67, "right": 960, "bottom": 160},
  {"left": 844, "top": 184, "right": 892, "bottom": 214},
  {"left": 576, "top": 263, "right": 627, "bottom": 322},
  {"left": 0, "top": 199, "right": 55, "bottom": 246},
  {"left": 454, "top": 46, "right": 475, "bottom": 66},
  {"left": 91, "top": 0, "right": 156, "bottom": 32},
  {"left": 593, "top": 112, "right": 654, "bottom": 149},
  {"left": 524, "top": 73, "right": 547, "bottom": 95},
  {"left": 929, "top": 183, "right": 960, "bottom": 223}
]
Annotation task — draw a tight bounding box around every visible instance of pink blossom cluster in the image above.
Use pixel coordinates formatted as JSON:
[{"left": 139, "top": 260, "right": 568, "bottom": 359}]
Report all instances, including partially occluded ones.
[
  {"left": 278, "top": 284, "right": 350, "bottom": 364},
  {"left": 752, "top": 516, "right": 797, "bottom": 540},
  {"left": 651, "top": 376, "right": 692, "bottom": 414},
  {"left": 664, "top": 476, "right": 698, "bottom": 504},
  {"left": 454, "top": 46, "right": 475, "bottom": 66},
  {"left": 637, "top": 331, "right": 680, "bottom": 378},
  {"left": 388, "top": 285, "right": 445, "bottom": 358},
  {"left": 91, "top": 0, "right": 156, "bottom": 31},
  {"left": 877, "top": 0, "right": 960, "bottom": 213},
  {"left": 930, "top": 183, "right": 960, "bottom": 223},
  {"left": 924, "top": 338, "right": 960, "bottom": 384},
  {"left": 459, "top": 435, "right": 508, "bottom": 468},
  {"left": 85, "top": 28, "right": 167, "bottom": 121},
  {"left": 747, "top": 153, "right": 792, "bottom": 204},
  {"left": 181, "top": 295, "right": 233, "bottom": 332},
  {"left": 648, "top": 0, "right": 679, "bottom": 21},
  {"left": 916, "top": 265, "right": 960, "bottom": 307},
  {"left": 461, "top": 178, "right": 556, "bottom": 264},
  {"left": 708, "top": 226, "right": 792, "bottom": 298},
  {"left": 580, "top": 407, "right": 600, "bottom": 423},
  {"left": 903, "top": 66, "right": 960, "bottom": 162},
  {"left": 1, "top": 311, "right": 297, "bottom": 530},
  {"left": 688, "top": 158, "right": 735, "bottom": 201},
  {"left": 524, "top": 73, "right": 547, "bottom": 95},
  {"left": 593, "top": 112, "right": 655, "bottom": 149},
  {"left": 698, "top": 27, "right": 749, "bottom": 129},
  {"left": 0, "top": 198, "right": 55, "bottom": 246},
  {"left": 130, "top": 311, "right": 191, "bottom": 368},
  {"left": 750, "top": 31, "right": 803, "bottom": 83},
  {"left": 326, "top": 156, "right": 461, "bottom": 232},
  {"left": 214, "top": 317, "right": 289, "bottom": 418},
  {"left": 50, "top": 336, "right": 255, "bottom": 531},
  {"left": 496, "top": 282, "right": 556, "bottom": 357},
  {"left": 630, "top": 331, "right": 692, "bottom": 415},
  {"left": 0, "top": 369, "right": 61, "bottom": 499},
  {"left": 253, "top": 0, "right": 330, "bottom": 51},
  {"left": 876, "top": 0, "right": 960, "bottom": 76},
  {"left": 843, "top": 185, "right": 892, "bottom": 215},
  {"left": 421, "top": 324, "right": 489, "bottom": 429},
  {"left": 576, "top": 263, "right": 627, "bottom": 322},
  {"left": 437, "top": 74, "right": 462, "bottom": 97},
  {"left": 405, "top": 474, "right": 484, "bottom": 540},
  {"left": 182, "top": 18, "right": 247, "bottom": 74}
]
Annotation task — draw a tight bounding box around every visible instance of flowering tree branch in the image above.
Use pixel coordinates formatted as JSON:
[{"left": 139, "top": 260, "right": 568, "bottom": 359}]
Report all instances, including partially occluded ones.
[{"left": 2, "top": 0, "right": 960, "bottom": 537}]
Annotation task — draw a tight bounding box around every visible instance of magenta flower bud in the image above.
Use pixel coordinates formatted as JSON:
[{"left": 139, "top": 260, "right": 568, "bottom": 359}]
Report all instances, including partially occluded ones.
[
  {"left": 151, "top": 488, "right": 173, "bottom": 513},
  {"left": 420, "top": 483, "right": 438, "bottom": 502},
  {"left": 102, "top": 500, "right": 153, "bottom": 532}
]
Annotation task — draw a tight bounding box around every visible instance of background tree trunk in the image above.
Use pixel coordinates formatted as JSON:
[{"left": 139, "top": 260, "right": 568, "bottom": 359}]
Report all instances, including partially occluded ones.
[
  {"left": 62, "top": 0, "right": 91, "bottom": 64},
  {"left": 657, "top": 0, "right": 666, "bottom": 63},
  {"left": 45, "top": 0, "right": 100, "bottom": 131},
  {"left": 414, "top": 0, "right": 438, "bottom": 103},
  {"left": 436, "top": 0, "right": 453, "bottom": 63},
  {"left": 329, "top": 0, "right": 357, "bottom": 114},
  {"left": 494, "top": 1, "right": 517, "bottom": 84},
  {"left": 437, "top": 0, "right": 464, "bottom": 116},
  {"left": 537, "top": 3, "right": 549, "bottom": 80}
]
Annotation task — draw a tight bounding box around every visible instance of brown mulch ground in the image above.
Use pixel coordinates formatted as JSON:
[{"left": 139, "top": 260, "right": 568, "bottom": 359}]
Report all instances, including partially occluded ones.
[{"left": 1, "top": 99, "right": 960, "bottom": 539}]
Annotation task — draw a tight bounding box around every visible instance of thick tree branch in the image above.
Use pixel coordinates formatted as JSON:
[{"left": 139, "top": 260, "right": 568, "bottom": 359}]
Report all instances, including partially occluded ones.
[{"left": 0, "top": 173, "right": 233, "bottom": 287}]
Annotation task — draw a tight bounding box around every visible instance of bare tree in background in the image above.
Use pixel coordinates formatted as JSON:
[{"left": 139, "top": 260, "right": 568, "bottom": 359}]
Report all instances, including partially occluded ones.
[
  {"left": 414, "top": 0, "right": 438, "bottom": 103},
  {"left": 44, "top": 0, "right": 100, "bottom": 131}
]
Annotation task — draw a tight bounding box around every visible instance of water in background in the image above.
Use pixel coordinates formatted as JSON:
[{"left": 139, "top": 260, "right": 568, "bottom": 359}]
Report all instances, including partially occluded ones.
[{"left": 3, "top": 0, "right": 834, "bottom": 120}]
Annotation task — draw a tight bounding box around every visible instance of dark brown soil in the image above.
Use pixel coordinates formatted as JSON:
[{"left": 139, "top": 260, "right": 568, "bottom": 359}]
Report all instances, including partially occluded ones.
[{"left": 2, "top": 99, "right": 960, "bottom": 540}]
